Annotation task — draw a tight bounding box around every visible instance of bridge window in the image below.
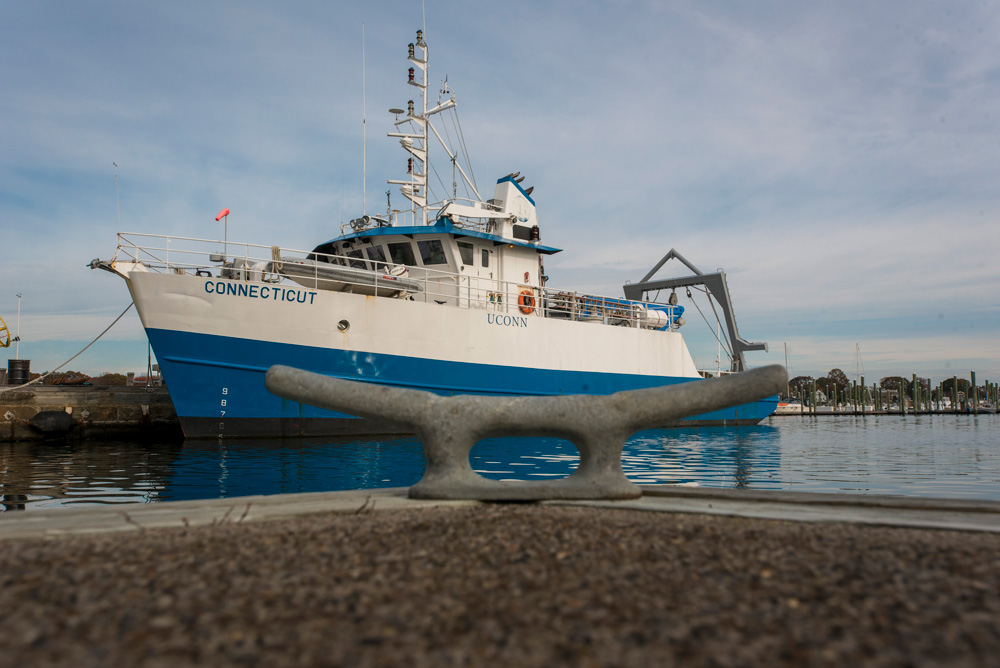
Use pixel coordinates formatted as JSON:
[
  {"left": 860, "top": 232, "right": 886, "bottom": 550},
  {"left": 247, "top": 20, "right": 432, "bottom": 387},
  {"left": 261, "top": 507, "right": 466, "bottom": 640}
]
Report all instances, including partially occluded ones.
[
  {"left": 308, "top": 242, "right": 336, "bottom": 263},
  {"left": 418, "top": 239, "right": 448, "bottom": 266},
  {"left": 366, "top": 245, "right": 388, "bottom": 271},
  {"left": 457, "top": 242, "right": 474, "bottom": 266},
  {"left": 388, "top": 242, "right": 417, "bottom": 266},
  {"left": 346, "top": 249, "right": 366, "bottom": 269}
]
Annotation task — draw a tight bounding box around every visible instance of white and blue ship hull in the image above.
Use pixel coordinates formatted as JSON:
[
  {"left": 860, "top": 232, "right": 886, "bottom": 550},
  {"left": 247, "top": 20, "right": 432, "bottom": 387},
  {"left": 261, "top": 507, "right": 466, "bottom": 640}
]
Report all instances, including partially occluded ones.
[
  {"left": 127, "top": 272, "right": 776, "bottom": 439},
  {"left": 101, "top": 29, "right": 778, "bottom": 440}
]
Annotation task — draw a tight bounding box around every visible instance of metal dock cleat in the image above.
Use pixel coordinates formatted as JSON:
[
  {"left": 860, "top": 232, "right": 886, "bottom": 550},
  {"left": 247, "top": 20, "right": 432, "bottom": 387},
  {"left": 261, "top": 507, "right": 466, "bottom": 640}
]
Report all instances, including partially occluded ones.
[{"left": 265, "top": 364, "right": 787, "bottom": 501}]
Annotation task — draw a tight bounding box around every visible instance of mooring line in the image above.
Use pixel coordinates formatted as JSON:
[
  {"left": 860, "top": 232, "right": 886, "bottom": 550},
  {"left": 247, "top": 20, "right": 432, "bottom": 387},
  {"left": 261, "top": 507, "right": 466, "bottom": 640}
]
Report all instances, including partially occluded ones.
[{"left": 0, "top": 302, "right": 135, "bottom": 394}]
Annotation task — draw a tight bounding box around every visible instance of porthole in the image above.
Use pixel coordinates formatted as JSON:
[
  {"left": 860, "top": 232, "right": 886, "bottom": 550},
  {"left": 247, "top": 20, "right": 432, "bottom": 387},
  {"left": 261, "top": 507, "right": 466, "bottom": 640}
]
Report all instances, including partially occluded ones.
[{"left": 338, "top": 319, "right": 350, "bottom": 332}]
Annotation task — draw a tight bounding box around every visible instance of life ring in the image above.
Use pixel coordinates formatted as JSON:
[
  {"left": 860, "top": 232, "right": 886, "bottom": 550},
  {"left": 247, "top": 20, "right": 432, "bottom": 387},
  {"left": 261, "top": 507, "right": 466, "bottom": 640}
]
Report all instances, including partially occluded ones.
[{"left": 518, "top": 289, "right": 535, "bottom": 315}]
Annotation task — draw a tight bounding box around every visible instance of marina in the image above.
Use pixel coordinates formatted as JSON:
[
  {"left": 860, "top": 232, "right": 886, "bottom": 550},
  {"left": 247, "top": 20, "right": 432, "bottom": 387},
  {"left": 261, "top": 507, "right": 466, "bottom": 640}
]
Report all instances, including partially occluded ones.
[
  {"left": 778, "top": 370, "right": 1000, "bottom": 416},
  {"left": 5, "top": 6, "right": 1000, "bottom": 667}
]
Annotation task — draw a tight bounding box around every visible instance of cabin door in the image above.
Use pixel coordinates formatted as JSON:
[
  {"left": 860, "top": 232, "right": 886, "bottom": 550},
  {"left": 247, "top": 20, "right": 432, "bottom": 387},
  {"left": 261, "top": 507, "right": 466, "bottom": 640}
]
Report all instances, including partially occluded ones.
[{"left": 459, "top": 243, "right": 498, "bottom": 310}]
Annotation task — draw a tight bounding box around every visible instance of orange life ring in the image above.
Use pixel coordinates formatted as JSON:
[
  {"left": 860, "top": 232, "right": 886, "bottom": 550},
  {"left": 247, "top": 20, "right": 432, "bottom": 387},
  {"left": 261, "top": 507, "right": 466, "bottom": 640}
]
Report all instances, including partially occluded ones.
[{"left": 518, "top": 289, "right": 535, "bottom": 315}]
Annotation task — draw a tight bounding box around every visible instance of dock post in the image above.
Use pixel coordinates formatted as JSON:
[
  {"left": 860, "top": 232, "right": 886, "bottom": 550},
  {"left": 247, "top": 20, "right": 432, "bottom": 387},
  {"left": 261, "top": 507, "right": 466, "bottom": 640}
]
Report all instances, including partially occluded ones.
[{"left": 971, "top": 371, "right": 978, "bottom": 414}]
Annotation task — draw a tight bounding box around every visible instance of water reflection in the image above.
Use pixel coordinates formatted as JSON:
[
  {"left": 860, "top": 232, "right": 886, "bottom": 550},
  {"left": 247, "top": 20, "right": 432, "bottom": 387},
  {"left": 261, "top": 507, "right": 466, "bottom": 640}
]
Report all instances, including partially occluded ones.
[
  {"left": 1, "top": 427, "right": 782, "bottom": 510},
  {"left": 0, "top": 440, "right": 182, "bottom": 510},
  {"left": 774, "top": 414, "right": 1000, "bottom": 498},
  {"left": 3, "top": 415, "right": 999, "bottom": 510},
  {"left": 472, "top": 426, "right": 782, "bottom": 489},
  {"left": 164, "top": 437, "right": 426, "bottom": 502},
  {"left": 622, "top": 426, "right": 781, "bottom": 488}
]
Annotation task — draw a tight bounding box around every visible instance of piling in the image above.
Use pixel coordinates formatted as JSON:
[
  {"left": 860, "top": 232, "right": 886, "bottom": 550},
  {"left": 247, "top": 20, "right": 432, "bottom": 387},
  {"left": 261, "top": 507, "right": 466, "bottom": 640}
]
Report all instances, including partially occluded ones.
[{"left": 971, "top": 371, "right": 978, "bottom": 414}]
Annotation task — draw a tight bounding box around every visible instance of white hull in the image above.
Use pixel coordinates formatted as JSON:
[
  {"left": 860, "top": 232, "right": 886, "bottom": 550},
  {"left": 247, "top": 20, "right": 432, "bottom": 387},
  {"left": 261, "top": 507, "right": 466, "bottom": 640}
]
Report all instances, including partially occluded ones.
[{"left": 128, "top": 272, "right": 702, "bottom": 379}]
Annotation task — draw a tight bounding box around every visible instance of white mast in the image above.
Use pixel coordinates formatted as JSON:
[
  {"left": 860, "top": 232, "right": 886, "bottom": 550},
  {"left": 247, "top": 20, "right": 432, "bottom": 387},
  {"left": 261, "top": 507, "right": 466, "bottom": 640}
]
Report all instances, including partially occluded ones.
[
  {"left": 361, "top": 23, "right": 368, "bottom": 215},
  {"left": 386, "top": 30, "right": 482, "bottom": 226},
  {"left": 388, "top": 31, "right": 429, "bottom": 225}
]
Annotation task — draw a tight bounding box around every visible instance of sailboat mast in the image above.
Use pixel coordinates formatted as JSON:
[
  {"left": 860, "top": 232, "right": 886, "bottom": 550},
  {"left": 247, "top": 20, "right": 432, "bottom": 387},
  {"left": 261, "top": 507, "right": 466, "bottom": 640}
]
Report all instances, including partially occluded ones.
[
  {"left": 784, "top": 342, "right": 790, "bottom": 397},
  {"left": 855, "top": 343, "right": 860, "bottom": 383}
]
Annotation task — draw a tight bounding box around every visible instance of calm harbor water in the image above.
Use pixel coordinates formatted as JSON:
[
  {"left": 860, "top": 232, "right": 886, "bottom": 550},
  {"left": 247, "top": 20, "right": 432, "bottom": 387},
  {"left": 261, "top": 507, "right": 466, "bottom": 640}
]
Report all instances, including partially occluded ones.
[{"left": 1, "top": 414, "right": 998, "bottom": 511}]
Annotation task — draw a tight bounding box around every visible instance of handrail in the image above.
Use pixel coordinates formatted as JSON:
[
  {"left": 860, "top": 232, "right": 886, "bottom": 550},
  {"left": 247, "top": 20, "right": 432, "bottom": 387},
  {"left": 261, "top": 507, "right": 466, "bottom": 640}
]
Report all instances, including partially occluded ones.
[{"left": 112, "top": 233, "right": 684, "bottom": 329}]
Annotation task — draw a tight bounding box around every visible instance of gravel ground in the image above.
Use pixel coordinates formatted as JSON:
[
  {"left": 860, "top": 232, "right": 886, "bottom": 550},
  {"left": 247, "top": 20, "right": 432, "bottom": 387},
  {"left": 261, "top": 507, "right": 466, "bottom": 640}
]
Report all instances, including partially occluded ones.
[{"left": 2, "top": 504, "right": 999, "bottom": 667}]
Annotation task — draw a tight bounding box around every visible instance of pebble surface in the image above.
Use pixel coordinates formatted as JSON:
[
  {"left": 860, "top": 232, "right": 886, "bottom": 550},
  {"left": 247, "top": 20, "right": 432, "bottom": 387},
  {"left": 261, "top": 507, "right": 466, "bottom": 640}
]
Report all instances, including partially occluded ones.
[{"left": 2, "top": 504, "right": 999, "bottom": 667}]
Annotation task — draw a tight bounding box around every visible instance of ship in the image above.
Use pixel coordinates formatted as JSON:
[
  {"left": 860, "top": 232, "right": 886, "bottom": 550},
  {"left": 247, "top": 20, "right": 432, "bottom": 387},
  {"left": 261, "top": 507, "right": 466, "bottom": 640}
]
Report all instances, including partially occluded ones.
[{"left": 91, "top": 30, "right": 775, "bottom": 439}]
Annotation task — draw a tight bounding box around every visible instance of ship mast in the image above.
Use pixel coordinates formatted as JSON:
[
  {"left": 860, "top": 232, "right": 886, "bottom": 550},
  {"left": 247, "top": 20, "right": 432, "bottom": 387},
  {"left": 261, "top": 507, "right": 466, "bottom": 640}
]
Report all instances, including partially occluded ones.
[
  {"left": 387, "top": 30, "right": 481, "bottom": 227},
  {"left": 388, "top": 30, "right": 430, "bottom": 225}
]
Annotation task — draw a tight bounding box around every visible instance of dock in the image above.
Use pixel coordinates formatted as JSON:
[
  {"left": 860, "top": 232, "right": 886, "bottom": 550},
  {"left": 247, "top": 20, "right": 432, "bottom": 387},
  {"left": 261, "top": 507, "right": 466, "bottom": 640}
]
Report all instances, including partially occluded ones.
[{"left": 0, "top": 385, "right": 180, "bottom": 442}]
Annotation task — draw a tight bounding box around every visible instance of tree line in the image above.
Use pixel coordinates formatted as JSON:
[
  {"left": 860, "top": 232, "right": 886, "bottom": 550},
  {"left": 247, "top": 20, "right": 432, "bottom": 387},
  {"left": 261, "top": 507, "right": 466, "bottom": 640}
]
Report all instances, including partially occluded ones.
[{"left": 788, "top": 371, "right": 975, "bottom": 400}]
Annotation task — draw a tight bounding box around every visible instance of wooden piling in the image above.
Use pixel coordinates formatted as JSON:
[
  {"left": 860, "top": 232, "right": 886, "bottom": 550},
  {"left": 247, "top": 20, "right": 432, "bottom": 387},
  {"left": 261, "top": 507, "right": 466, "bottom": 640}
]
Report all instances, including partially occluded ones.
[{"left": 972, "top": 371, "right": 978, "bottom": 415}]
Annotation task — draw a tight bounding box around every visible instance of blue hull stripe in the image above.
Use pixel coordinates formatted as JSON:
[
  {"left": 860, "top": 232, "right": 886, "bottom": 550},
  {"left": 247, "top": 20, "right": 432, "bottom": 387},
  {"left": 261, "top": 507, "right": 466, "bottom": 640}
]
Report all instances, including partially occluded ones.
[{"left": 147, "top": 328, "right": 777, "bottom": 424}]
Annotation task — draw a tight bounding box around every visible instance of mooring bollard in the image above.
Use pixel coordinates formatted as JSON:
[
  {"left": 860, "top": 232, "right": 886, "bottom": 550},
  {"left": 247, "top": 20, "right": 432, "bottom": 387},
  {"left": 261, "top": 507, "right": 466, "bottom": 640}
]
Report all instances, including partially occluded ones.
[{"left": 264, "top": 365, "right": 787, "bottom": 501}]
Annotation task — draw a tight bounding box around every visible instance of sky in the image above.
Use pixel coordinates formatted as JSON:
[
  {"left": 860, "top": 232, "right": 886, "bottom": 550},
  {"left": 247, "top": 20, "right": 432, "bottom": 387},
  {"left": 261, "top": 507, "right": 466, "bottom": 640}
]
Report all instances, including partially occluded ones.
[{"left": 2, "top": 0, "right": 1000, "bottom": 386}]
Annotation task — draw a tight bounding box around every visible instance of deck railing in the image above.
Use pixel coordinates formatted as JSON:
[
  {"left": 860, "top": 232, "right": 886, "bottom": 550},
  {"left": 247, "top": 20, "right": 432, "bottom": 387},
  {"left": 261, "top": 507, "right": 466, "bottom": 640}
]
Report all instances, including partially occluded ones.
[{"left": 113, "top": 232, "right": 682, "bottom": 331}]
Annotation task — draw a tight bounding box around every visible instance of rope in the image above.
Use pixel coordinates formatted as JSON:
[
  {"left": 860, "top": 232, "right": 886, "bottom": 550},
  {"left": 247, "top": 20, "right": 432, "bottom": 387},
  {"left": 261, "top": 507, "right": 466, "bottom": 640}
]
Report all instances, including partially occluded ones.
[
  {"left": 704, "top": 290, "right": 733, "bottom": 356},
  {"left": 687, "top": 288, "right": 732, "bottom": 359},
  {"left": 0, "top": 302, "right": 135, "bottom": 394},
  {"left": 453, "top": 110, "right": 477, "bottom": 193}
]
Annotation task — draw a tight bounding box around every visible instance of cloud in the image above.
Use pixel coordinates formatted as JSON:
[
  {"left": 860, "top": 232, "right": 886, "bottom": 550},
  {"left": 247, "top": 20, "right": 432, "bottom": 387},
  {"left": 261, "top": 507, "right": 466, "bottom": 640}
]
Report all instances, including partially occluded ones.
[{"left": 2, "top": 0, "right": 999, "bottom": 382}]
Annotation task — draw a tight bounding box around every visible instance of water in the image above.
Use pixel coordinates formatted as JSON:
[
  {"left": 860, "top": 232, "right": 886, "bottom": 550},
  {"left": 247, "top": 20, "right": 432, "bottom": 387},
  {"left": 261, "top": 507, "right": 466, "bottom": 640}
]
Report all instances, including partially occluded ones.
[{"left": 1, "top": 414, "right": 998, "bottom": 511}]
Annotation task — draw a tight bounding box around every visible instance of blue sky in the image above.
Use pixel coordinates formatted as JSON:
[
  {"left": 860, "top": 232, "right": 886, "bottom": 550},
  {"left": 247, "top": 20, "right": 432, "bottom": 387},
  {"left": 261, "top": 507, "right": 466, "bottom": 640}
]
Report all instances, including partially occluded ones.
[{"left": 2, "top": 1, "right": 999, "bottom": 385}]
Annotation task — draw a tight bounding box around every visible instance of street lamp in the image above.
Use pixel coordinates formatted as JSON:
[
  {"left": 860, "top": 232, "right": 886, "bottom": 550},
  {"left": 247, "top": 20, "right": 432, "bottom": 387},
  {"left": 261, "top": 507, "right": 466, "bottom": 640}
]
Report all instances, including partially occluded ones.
[{"left": 15, "top": 293, "right": 21, "bottom": 358}]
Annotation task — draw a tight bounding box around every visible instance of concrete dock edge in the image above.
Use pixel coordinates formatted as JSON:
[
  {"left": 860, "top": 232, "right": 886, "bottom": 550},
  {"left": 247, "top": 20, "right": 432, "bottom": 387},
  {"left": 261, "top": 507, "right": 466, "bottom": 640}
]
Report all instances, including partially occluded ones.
[{"left": 2, "top": 485, "right": 998, "bottom": 541}]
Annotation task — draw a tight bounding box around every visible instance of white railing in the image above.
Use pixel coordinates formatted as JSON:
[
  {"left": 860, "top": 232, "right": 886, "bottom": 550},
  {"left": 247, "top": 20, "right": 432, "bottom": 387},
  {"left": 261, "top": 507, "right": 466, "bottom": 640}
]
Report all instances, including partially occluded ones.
[{"left": 113, "top": 232, "right": 683, "bottom": 331}]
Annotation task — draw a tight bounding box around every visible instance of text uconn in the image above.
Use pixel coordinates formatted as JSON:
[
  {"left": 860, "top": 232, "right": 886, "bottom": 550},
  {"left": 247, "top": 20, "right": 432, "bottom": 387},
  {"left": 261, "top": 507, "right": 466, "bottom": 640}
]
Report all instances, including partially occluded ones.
[
  {"left": 487, "top": 313, "right": 529, "bottom": 328},
  {"left": 205, "top": 281, "right": 318, "bottom": 305}
]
